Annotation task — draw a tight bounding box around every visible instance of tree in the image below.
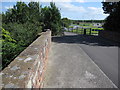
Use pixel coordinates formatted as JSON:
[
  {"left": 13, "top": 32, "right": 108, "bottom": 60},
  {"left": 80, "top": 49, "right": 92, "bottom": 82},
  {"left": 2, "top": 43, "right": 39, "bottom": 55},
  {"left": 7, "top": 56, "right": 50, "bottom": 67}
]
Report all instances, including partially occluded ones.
[
  {"left": 42, "top": 2, "right": 62, "bottom": 35},
  {"left": 2, "top": 2, "right": 28, "bottom": 23},
  {"left": 102, "top": 2, "right": 120, "bottom": 33},
  {"left": 1, "top": 1, "right": 62, "bottom": 69},
  {"left": 1, "top": 27, "right": 18, "bottom": 69},
  {"left": 102, "top": 2, "right": 118, "bottom": 14},
  {"left": 2, "top": 2, "right": 42, "bottom": 24},
  {"left": 61, "top": 18, "right": 71, "bottom": 28},
  {"left": 28, "top": 2, "right": 42, "bottom": 23},
  {"left": 2, "top": 2, "right": 42, "bottom": 69}
]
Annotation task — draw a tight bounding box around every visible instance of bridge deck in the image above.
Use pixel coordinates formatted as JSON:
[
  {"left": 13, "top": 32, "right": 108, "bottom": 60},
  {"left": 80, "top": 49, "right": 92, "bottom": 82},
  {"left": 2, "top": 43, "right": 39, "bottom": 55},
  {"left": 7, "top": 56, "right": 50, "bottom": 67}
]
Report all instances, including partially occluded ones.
[{"left": 43, "top": 32, "right": 118, "bottom": 88}]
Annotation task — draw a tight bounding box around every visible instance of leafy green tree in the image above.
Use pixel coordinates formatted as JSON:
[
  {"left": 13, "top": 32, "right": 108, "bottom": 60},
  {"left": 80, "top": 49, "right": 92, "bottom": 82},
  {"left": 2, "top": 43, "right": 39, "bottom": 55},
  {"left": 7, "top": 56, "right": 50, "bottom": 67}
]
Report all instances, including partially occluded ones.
[
  {"left": 2, "top": 1, "right": 42, "bottom": 69},
  {"left": 42, "top": 2, "right": 62, "bottom": 35},
  {"left": 1, "top": 27, "right": 18, "bottom": 69},
  {"left": 1, "top": 1, "right": 62, "bottom": 69},
  {"left": 28, "top": 2, "right": 42, "bottom": 23},
  {"left": 61, "top": 18, "right": 71, "bottom": 28},
  {"left": 2, "top": 2, "right": 42, "bottom": 24},
  {"left": 2, "top": 2, "right": 28, "bottom": 23},
  {"left": 102, "top": 2, "right": 120, "bottom": 33},
  {"left": 102, "top": 2, "right": 118, "bottom": 14}
]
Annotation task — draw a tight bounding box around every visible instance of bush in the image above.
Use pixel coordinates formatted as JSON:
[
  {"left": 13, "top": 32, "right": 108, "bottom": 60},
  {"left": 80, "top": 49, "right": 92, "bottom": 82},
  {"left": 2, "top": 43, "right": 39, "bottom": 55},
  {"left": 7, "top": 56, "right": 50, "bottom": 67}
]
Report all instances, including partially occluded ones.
[
  {"left": 3, "top": 22, "right": 42, "bottom": 47},
  {"left": 1, "top": 28, "right": 20, "bottom": 69},
  {"left": 1, "top": 1, "right": 62, "bottom": 69},
  {"left": 2, "top": 22, "right": 42, "bottom": 69}
]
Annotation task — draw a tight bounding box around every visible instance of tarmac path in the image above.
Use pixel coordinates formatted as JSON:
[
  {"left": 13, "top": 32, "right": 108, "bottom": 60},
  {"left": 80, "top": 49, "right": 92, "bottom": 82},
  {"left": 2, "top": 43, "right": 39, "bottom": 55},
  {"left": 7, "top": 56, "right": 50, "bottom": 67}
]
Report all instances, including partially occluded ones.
[{"left": 43, "top": 32, "right": 118, "bottom": 88}]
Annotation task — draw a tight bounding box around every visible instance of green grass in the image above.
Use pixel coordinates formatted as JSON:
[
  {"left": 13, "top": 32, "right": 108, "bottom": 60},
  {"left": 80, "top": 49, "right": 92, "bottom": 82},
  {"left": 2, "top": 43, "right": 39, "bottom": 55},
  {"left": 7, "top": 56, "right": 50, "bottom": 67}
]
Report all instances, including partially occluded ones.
[
  {"left": 69, "top": 26, "right": 74, "bottom": 28},
  {"left": 68, "top": 22, "right": 104, "bottom": 35},
  {"left": 67, "top": 28, "right": 103, "bottom": 35},
  {"left": 71, "top": 23, "right": 101, "bottom": 28},
  {"left": 92, "top": 28, "right": 104, "bottom": 30}
]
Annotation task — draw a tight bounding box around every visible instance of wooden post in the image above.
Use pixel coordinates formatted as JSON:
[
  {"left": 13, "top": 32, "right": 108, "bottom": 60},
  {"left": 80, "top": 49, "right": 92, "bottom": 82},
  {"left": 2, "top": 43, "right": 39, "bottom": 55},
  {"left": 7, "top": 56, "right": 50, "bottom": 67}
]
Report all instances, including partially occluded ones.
[
  {"left": 84, "top": 29, "right": 86, "bottom": 35},
  {"left": 82, "top": 27, "right": 83, "bottom": 35},
  {"left": 80, "top": 28, "right": 82, "bottom": 34},
  {"left": 89, "top": 28, "right": 91, "bottom": 35},
  {"left": 76, "top": 27, "right": 78, "bottom": 33}
]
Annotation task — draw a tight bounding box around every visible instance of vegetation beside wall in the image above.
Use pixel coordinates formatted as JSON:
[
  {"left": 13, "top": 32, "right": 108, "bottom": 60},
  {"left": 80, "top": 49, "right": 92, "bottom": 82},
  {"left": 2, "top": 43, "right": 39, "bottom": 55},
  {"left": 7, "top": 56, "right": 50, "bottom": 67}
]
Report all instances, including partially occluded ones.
[{"left": 1, "top": 1, "right": 62, "bottom": 69}]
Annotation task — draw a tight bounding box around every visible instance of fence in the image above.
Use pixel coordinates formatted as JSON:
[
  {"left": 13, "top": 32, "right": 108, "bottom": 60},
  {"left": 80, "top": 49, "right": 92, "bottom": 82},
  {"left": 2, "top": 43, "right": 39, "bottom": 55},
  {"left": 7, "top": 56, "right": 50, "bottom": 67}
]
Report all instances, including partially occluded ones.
[{"left": 68, "top": 27, "right": 103, "bottom": 35}]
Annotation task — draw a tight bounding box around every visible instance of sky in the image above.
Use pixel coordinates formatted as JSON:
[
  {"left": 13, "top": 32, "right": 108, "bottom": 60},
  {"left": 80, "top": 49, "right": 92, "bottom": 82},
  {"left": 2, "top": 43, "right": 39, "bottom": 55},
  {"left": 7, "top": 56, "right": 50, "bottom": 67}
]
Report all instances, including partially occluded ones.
[{"left": 1, "top": 0, "right": 109, "bottom": 20}]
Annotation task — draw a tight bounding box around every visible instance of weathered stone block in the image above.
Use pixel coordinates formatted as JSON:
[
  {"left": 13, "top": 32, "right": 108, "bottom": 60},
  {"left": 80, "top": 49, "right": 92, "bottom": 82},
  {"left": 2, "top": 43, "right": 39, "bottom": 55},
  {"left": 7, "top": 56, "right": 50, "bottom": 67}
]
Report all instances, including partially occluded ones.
[{"left": 1, "top": 30, "right": 51, "bottom": 89}]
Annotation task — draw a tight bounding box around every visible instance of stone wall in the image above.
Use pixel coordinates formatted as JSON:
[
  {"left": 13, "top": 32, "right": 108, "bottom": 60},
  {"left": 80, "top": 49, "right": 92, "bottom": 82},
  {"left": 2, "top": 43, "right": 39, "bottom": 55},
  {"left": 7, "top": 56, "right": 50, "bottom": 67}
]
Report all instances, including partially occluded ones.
[
  {"left": 99, "top": 30, "right": 120, "bottom": 42},
  {"left": 0, "top": 30, "right": 51, "bottom": 88}
]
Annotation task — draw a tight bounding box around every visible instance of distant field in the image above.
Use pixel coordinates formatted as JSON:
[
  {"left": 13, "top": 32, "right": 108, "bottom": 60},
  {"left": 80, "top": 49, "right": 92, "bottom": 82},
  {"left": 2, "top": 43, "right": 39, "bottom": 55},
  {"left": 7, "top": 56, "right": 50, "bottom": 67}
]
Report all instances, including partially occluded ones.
[
  {"left": 68, "top": 29, "right": 103, "bottom": 35},
  {"left": 67, "top": 23, "right": 104, "bottom": 35}
]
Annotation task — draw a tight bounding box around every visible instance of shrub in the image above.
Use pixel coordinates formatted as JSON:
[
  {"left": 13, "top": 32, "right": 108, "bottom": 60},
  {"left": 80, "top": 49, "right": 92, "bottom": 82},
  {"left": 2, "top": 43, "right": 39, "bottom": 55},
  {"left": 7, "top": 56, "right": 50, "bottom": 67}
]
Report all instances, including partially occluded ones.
[
  {"left": 2, "top": 22, "right": 42, "bottom": 69},
  {"left": 1, "top": 28, "right": 20, "bottom": 69}
]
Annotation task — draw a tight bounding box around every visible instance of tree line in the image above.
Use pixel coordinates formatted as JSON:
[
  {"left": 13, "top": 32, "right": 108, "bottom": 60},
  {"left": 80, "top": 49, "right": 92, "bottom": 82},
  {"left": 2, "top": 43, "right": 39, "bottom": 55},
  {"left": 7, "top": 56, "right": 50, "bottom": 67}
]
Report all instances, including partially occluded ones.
[
  {"left": 71, "top": 20, "right": 104, "bottom": 24},
  {"left": 1, "top": 2, "right": 62, "bottom": 69}
]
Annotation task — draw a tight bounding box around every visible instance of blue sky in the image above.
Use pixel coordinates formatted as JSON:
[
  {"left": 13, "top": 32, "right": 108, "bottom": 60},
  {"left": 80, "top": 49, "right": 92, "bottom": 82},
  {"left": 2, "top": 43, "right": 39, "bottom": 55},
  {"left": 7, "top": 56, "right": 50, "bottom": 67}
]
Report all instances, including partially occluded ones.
[{"left": 1, "top": 0, "right": 109, "bottom": 20}]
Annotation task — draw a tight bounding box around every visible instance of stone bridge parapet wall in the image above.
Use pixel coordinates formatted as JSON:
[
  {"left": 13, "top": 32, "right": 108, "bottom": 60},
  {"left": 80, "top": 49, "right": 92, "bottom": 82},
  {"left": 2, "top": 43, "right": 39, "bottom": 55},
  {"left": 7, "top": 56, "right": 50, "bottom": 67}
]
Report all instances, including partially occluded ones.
[{"left": 0, "top": 30, "right": 51, "bottom": 88}]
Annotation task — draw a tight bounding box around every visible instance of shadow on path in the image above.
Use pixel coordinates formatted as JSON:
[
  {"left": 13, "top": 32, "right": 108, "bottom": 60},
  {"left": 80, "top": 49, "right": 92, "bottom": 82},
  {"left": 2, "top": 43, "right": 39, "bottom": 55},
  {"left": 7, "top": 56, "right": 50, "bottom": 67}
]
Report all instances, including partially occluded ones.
[
  {"left": 43, "top": 32, "right": 117, "bottom": 88},
  {"left": 52, "top": 32, "right": 119, "bottom": 87},
  {"left": 52, "top": 34, "right": 119, "bottom": 47}
]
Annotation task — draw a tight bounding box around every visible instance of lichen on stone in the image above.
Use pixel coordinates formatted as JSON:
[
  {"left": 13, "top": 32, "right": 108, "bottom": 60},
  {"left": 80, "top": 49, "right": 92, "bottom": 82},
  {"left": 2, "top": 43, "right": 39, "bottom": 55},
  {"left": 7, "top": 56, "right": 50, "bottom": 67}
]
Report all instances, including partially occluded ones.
[
  {"left": 4, "top": 83, "right": 19, "bottom": 88},
  {"left": 19, "top": 75, "right": 26, "bottom": 79},
  {"left": 10, "top": 65, "right": 20, "bottom": 71},
  {"left": 24, "top": 57, "right": 32, "bottom": 62}
]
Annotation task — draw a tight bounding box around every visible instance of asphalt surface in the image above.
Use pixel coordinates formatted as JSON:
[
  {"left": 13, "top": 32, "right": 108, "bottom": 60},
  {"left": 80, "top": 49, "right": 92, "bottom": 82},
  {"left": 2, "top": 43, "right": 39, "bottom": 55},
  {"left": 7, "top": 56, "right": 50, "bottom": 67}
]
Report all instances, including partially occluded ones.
[
  {"left": 65, "top": 32, "right": 119, "bottom": 87},
  {"left": 79, "top": 40, "right": 119, "bottom": 87},
  {"left": 64, "top": 32, "right": 119, "bottom": 86},
  {"left": 43, "top": 32, "right": 118, "bottom": 88}
]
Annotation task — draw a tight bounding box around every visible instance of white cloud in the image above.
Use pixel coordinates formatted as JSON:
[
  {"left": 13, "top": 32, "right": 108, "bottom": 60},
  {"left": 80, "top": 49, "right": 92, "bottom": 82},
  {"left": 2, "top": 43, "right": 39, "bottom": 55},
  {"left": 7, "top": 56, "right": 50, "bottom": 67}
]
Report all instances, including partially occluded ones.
[
  {"left": 59, "top": 4, "right": 109, "bottom": 20},
  {"left": 2, "top": 1, "right": 109, "bottom": 20},
  {"left": 1, "top": 0, "right": 104, "bottom": 2},
  {"left": 56, "top": 2, "right": 86, "bottom": 12},
  {"left": 72, "top": 0, "right": 85, "bottom": 3},
  {"left": 52, "top": 2, "right": 108, "bottom": 20},
  {"left": 2, "top": 0, "right": 81, "bottom": 2},
  {"left": 88, "top": 7, "right": 98, "bottom": 10},
  {"left": 4, "top": 6, "right": 13, "bottom": 9},
  {"left": 1, "top": 0, "right": 95, "bottom": 2},
  {"left": 85, "top": 7, "right": 109, "bottom": 19},
  {"left": 88, "top": 7, "right": 103, "bottom": 15},
  {"left": 84, "top": 0, "right": 103, "bottom": 2}
]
